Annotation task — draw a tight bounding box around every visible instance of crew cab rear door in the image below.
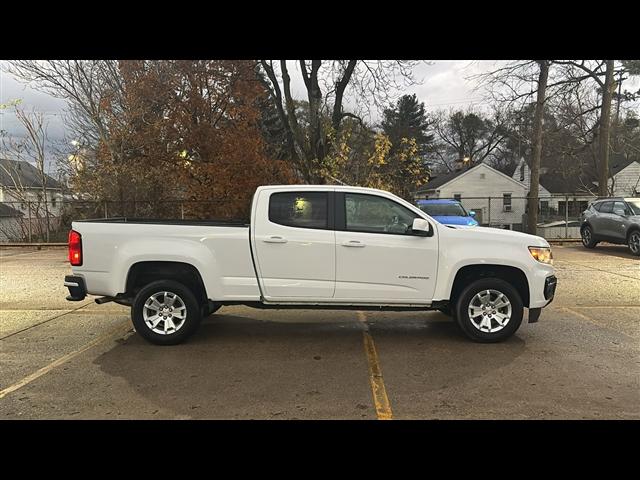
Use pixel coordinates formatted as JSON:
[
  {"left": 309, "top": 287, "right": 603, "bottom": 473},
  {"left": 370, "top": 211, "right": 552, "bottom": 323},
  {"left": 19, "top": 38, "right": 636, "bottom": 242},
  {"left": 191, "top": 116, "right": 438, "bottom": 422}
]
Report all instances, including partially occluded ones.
[{"left": 252, "top": 188, "right": 336, "bottom": 299}]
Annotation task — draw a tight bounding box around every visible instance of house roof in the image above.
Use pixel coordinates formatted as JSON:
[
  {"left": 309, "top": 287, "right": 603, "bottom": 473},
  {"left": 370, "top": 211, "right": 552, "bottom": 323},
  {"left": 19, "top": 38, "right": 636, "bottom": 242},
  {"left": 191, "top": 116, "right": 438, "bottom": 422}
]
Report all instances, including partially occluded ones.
[
  {"left": 518, "top": 154, "right": 639, "bottom": 194},
  {"left": 418, "top": 167, "right": 470, "bottom": 191},
  {"left": 0, "top": 202, "right": 24, "bottom": 218},
  {"left": 416, "top": 162, "right": 527, "bottom": 193},
  {"left": 610, "top": 156, "right": 639, "bottom": 176},
  {"left": 0, "top": 158, "right": 62, "bottom": 189}
]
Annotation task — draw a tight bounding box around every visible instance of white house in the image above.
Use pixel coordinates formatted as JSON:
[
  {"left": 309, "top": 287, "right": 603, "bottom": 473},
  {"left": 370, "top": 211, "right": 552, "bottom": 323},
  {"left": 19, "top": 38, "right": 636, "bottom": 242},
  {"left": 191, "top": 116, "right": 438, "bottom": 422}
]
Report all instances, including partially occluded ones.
[
  {"left": 414, "top": 162, "right": 531, "bottom": 229},
  {"left": 512, "top": 156, "right": 640, "bottom": 217},
  {"left": 607, "top": 159, "right": 640, "bottom": 197},
  {"left": 511, "top": 157, "right": 593, "bottom": 217},
  {"left": 0, "top": 158, "right": 63, "bottom": 241}
]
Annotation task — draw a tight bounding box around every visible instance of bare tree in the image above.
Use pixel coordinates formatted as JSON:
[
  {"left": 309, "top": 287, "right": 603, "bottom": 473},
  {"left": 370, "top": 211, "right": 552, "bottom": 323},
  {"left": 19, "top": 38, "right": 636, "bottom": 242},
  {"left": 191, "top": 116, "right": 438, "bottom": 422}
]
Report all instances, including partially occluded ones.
[
  {"left": 0, "top": 108, "right": 55, "bottom": 241},
  {"left": 527, "top": 61, "right": 550, "bottom": 235},
  {"left": 258, "top": 60, "right": 424, "bottom": 182},
  {"left": 5, "top": 61, "right": 125, "bottom": 169},
  {"left": 430, "top": 107, "right": 510, "bottom": 172}
]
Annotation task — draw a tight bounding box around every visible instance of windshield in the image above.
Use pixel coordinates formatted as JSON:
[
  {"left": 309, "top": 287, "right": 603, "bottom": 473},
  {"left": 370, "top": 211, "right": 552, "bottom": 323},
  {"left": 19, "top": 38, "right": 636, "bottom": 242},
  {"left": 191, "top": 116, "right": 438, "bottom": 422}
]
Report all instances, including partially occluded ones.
[
  {"left": 628, "top": 200, "right": 640, "bottom": 215},
  {"left": 418, "top": 202, "right": 468, "bottom": 217}
]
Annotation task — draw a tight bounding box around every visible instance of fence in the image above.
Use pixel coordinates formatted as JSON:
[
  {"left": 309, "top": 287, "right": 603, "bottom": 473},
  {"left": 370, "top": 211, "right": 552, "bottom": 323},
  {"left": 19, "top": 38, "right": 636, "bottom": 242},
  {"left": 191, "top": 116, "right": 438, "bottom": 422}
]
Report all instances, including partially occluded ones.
[
  {"left": 0, "top": 194, "right": 595, "bottom": 243},
  {"left": 419, "top": 194, "right": 595, "bottom": 239},
  {"left": 0, "top": 199, "right": 233, "bottom": 243}
]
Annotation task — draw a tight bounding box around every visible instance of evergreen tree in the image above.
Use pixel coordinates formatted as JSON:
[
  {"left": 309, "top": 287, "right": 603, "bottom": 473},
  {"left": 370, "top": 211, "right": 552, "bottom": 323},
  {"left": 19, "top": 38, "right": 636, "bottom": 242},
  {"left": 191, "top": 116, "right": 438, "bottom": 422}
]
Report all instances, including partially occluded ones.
[{"left": 381, "top": 94, "right": 433, "bottom": 157}]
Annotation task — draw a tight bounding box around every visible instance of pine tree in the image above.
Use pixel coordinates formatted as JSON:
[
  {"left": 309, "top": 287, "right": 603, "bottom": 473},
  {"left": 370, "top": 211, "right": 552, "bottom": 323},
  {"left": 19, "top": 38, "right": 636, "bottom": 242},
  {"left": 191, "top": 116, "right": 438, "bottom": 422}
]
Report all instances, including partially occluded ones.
[{"left": 381, "top": 94, "right": 433, "bottom": 157}]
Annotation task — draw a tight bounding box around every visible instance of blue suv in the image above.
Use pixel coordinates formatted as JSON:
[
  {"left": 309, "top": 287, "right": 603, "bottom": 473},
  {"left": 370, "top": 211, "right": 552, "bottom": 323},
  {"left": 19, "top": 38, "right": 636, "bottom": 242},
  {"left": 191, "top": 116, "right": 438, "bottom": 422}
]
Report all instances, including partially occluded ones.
[{"left": 416, "top": 199, "right": 479, "bottom": 227}]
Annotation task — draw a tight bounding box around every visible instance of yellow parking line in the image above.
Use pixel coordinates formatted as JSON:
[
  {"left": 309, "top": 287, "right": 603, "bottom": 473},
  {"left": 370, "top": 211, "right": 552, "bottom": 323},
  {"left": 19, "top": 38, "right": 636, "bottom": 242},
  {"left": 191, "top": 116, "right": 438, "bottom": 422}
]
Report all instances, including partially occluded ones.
[
  {"left": 357, "top": 311, "right": 393, "bottom": 420},
  {"left": 0, "top": 322, "right": 132, "bottom": 400}
]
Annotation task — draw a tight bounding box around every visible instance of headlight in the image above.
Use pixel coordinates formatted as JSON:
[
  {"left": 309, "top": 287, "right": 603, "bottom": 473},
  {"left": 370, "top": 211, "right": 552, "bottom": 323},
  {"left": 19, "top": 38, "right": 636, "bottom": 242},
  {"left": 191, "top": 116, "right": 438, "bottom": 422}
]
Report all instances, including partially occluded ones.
[{"left": 529, "top": 246, "right": 553, "bottom": 265}]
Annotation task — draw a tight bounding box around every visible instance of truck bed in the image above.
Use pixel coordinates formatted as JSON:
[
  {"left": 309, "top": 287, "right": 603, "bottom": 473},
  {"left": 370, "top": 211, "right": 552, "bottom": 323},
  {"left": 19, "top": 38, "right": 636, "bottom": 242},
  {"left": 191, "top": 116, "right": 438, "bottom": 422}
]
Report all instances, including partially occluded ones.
[{"left": 70, "top": 219, "right": 258, "bottom": 301}]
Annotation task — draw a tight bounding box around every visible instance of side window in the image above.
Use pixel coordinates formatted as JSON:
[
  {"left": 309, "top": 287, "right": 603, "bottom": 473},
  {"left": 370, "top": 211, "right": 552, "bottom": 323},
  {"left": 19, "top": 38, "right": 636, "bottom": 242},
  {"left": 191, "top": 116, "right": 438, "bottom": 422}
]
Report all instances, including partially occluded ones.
[
  {"left": 345, "top": 193, "right": 419, "bottom": 235},
  {"left": 269, "top": 192, "right": 328, "bottom": 229},
  {"left": 599, "top": 202, "right": 613, "bottom": 214},
  {"left": 613, "top": 201, "right": 628, "bottom": 215}
]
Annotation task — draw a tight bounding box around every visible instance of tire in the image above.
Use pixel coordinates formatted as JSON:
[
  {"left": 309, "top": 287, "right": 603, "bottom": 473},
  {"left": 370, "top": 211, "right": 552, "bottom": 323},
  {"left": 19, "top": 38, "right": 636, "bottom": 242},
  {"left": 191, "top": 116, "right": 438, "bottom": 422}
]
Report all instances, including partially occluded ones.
[
  {"left": 581, "top": 225, "right": 598, "bottom": 249},
  {"left": 628, "top": 230, "right": 640, "bottom": 256},
  {"left": 455, "top": 278, "right": 523, "bottom": 343},
  {"left": 131, "top": 280, "right": 203, "bottom": 345}
]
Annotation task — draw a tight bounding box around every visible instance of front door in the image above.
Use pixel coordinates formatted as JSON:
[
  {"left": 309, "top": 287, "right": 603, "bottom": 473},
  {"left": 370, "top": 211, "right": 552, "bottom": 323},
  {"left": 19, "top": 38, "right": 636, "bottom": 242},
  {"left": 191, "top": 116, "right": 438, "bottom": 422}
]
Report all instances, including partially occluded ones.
[
  {"left": 334, "top": 192, "right": 438, "bottom": 303},
  {"left": 252, "top": 189, "right": 335, "bottom": 299}
]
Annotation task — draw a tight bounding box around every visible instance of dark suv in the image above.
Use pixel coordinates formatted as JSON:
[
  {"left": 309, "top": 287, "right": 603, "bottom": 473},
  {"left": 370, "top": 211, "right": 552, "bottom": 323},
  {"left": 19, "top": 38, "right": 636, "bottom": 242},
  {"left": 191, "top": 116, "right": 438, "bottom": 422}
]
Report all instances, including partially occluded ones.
[{"left": 580, "top": 198, "right": 640, "bottom": 256}]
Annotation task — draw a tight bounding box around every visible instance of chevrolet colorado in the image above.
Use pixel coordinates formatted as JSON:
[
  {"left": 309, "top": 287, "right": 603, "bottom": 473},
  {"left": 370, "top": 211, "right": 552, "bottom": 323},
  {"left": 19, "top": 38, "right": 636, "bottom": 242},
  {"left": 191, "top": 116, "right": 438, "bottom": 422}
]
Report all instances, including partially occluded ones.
[{"left": 64, "top": 185, "right": 557, "bottom": 345}]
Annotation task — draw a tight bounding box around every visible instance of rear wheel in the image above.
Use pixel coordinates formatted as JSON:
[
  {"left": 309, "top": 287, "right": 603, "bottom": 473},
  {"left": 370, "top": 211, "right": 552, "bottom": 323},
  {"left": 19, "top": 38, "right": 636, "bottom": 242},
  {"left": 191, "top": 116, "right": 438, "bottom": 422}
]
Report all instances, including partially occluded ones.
[
  {"left": 131, "top": 280, "right": 202, "bottom": 345},
  {"left": 628, "top": 230, "right": 640, "bottom": 256},
  {"left": 455, "top": 278, "right": 523, "bottom": 343},
  {"left": 581, "top": 225, "right": 598, "bottom": 249}
]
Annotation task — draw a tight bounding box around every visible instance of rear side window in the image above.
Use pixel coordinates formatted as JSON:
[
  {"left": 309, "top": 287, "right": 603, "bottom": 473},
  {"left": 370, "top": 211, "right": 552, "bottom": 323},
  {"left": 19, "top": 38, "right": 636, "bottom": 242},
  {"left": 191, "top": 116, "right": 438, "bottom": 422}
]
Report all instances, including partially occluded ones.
[
  {"left": 269, "top": 192, "right": 328, "bottom": 229},
  {"left": 599, "top": 202, "right": 613, "bottom": 214}
]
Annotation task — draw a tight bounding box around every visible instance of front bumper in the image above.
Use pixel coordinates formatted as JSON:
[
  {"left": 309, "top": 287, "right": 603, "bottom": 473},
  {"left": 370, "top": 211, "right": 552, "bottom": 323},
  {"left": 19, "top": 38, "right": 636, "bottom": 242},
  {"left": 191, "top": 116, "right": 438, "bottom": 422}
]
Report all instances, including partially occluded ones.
[
  {"left": 544, "top": 275, "right": 557, "bottom": 302},
  {"left": 64, "top": 275, "right": 87, "bottom": 301}
]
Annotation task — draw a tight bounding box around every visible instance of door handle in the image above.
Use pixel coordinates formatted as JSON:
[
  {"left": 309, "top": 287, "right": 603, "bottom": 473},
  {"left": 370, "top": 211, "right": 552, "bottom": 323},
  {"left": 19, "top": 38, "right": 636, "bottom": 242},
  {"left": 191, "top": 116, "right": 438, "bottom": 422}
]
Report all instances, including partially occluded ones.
[
  {"left": 263, "top": 236, "right": 288, "bottom": 243},
  {"left": 341, "top": 240, "right": 365, "bottom": 247}
]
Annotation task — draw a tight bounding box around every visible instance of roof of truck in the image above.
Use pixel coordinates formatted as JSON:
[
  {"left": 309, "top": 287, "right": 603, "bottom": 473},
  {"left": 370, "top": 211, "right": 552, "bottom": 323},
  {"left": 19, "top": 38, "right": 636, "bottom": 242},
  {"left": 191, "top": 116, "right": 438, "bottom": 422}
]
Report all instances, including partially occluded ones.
[{"left": 256, "top": 184, "right": 391, "bottom": 194}]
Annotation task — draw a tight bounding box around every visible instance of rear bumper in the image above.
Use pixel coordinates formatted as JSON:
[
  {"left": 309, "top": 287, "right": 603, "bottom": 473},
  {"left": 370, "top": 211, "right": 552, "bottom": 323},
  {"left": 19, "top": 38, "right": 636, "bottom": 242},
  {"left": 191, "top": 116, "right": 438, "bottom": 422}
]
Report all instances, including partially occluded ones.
[{"left": 64, "top": 275, "right": 87, "bottom": 301}]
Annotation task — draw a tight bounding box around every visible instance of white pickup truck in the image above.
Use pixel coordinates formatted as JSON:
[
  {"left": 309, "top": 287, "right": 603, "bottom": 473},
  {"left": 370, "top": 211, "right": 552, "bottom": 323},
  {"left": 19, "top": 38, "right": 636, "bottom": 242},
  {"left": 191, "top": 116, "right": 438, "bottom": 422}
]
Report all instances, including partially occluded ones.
[{"left": 64, "top": 185, "right": 557, "bottom": 345}]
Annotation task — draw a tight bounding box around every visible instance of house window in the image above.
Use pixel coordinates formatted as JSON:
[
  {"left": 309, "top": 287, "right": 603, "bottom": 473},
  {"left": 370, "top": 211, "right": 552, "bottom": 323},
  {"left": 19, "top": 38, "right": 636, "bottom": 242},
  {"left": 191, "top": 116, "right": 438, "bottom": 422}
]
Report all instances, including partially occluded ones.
[
  {"left": 540, "top": 201, "right": 549, "bottom": 214},
  {"left": 503, "top": 193, "right": 512, "bottom": 212},
  {"left": 519, "top": 164, "right": 525, "bottom": 181},
  {"left": 453, "top": 194, "right": 462, "bottom": 201},
  {"left": 51, "top": 196, "right": 57, "bottom": 208}
]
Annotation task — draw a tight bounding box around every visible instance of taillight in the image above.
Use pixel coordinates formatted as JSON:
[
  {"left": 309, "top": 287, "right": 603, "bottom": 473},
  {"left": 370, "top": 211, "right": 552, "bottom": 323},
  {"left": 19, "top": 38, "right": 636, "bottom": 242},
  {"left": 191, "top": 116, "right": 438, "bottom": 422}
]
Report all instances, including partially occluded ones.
[{"left": 68, "top": 230, "right": 82, "bottom": 266}]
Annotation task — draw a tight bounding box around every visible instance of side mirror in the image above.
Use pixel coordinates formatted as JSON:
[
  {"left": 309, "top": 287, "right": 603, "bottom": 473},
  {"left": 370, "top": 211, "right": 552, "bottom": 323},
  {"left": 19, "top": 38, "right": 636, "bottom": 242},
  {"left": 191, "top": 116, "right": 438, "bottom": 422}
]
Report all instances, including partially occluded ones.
[
  {"left": 411, "top": 218, "right": 433, "bottom": 237},
  {"left": 469, "top": 210, "right": 476, "bottom": 217}
]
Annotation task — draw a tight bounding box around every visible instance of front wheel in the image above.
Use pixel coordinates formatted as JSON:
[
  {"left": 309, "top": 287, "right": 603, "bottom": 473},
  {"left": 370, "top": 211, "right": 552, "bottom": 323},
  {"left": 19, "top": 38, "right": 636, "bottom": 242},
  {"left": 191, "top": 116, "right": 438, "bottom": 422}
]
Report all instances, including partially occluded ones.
[
  {"left": 455, "top": 278, "right": 523, "bottom": 343},
  {"left": 628, "top": 230, "right": 640, "bottom": 256},
  {"left": 131, "top": 280, "right": 202, "bottom": 345}
]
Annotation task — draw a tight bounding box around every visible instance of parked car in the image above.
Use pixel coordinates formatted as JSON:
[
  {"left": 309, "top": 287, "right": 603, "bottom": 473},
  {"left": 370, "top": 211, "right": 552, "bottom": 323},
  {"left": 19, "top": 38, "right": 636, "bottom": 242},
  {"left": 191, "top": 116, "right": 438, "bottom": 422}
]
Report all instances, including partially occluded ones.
[
  {"left": 580, "top": 197, "right": 640, "bottom": 256},
  {"left": 64, "top": 185, "right": 556, "bottom": 345},
  {"left": 416, "top": 199, "right": 478, "bottom": 227}
]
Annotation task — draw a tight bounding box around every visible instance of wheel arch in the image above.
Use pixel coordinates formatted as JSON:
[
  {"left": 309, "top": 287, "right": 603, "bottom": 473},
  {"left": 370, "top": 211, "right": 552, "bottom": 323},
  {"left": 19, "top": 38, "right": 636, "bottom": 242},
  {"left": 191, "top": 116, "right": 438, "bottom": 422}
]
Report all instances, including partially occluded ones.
[
  {"left": 125, "top": 261, "right": 208, "bottom": 306},
  {"left": 449, "top": 264, "right": 530, "bottom": 308},
  {"left": 626, "top": 225, "right": 640, "bottom": 241},
  {"left": 581, "top": 222, "right": 593, "bottom": 233}
]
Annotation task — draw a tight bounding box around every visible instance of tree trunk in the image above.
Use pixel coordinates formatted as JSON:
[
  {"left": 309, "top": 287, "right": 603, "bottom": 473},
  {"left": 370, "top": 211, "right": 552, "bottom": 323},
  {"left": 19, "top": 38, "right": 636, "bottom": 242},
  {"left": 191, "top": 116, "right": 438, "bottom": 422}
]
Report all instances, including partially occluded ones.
[
  {"left": 598, "top": 60, "right": 615, "bottom": 197},
  {"left": 527, "top": 60, "right": 549, "bottom": 235}
]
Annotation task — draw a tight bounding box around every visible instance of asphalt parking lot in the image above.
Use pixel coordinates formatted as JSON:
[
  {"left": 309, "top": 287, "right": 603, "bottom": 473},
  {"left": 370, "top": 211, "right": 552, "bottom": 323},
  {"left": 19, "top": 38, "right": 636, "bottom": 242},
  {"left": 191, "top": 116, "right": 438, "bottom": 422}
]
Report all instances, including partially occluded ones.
[{"left": 1, "top": 244, "right": 638, "bottom": 419}]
